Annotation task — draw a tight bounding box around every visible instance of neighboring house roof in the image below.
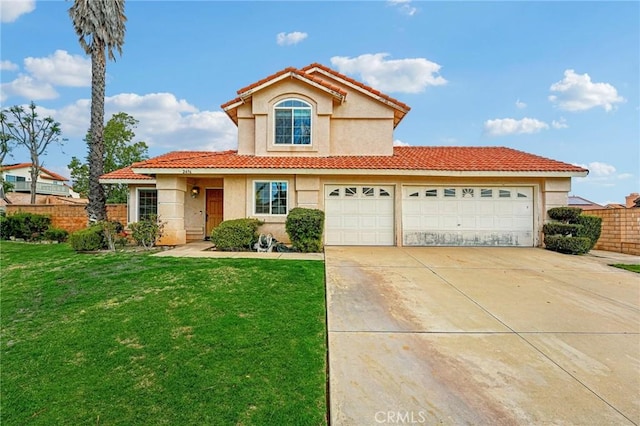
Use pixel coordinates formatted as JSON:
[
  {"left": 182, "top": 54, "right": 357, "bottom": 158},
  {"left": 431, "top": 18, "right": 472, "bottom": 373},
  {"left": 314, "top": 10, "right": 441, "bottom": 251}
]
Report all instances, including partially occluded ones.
[
  {"left": 605, "top": 203, "right": 626, "bottom": 209},
  {"left": 0, "top": 163, "right": 68, "bottom": 182},
  {"left": 568, "top": 195, "right": 604, "bottom": 210},
  {"left": 221, "top": 63, "right": 410, "bottom": 128},
  {"left": 100, "top": 147, "right": 588, "bottom": 180}
]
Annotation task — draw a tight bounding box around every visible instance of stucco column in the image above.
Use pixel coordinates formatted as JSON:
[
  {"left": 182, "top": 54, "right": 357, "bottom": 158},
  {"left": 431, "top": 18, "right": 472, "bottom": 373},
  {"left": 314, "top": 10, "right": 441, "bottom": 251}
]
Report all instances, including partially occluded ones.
[{"left": 156, "top": 176, "right": 187, "bottom": 245}]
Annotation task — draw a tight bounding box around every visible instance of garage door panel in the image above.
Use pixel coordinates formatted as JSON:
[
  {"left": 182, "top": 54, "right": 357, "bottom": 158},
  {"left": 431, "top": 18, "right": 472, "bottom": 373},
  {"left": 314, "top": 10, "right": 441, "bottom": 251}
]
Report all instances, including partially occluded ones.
[
  {"left": 325, "top": 185, "right": 395, "bottom": 246},
  {"left": 403, "top": 186, "right": 534, "bottom": 247}
]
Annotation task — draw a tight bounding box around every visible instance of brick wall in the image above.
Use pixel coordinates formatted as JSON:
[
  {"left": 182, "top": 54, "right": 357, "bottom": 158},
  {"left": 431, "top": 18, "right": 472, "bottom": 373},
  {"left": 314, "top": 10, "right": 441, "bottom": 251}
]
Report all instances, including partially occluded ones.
[
  {"left": 5, "top": 204, "right": 128, "bottom": 234},
  {"left": 585, "top": 208, "right": 640, "bottom": 256}
]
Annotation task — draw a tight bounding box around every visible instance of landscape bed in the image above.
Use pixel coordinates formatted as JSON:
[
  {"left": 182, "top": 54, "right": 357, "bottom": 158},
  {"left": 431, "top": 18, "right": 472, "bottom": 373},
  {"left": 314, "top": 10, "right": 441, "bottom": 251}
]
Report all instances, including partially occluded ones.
[{"left": 1, "top": 242, "right": 327, "bottom": 425}]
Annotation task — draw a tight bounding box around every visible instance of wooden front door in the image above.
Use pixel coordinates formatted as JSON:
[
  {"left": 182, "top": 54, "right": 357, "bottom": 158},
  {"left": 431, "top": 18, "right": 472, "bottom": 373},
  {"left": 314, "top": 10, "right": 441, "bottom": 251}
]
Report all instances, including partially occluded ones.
[{"left": 206, "top": 189, "right": 224, "bottom": 236}]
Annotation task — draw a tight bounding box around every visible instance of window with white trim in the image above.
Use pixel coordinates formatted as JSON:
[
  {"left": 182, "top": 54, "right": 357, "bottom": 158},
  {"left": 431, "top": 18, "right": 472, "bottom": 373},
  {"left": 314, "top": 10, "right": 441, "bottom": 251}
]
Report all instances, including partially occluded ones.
[
  {"left": 138, "top": 189, "right": 157, "bottom": 220},
  {"left": 274, "top": 99, "right": 311, "bottom": 145},
  {"left": 254, "top": 181, "right": 288, "bottom": 215}
]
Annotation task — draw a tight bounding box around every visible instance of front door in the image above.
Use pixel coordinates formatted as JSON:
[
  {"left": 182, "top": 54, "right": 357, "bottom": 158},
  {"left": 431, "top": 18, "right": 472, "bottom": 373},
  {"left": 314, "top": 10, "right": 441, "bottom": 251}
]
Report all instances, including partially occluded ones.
[{"left": 206, "top": 188, "right": 224, "bottom": 236}]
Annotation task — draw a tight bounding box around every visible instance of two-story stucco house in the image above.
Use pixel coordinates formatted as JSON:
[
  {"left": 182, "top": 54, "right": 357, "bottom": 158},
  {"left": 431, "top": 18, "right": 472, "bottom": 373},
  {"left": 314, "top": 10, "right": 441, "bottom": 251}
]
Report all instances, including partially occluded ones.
[
  {"left": 101, "top": 63, "right": 588, "bottom": 247},
  {"left": 1, "top": 163, "right": 80, "bottom": 198}
]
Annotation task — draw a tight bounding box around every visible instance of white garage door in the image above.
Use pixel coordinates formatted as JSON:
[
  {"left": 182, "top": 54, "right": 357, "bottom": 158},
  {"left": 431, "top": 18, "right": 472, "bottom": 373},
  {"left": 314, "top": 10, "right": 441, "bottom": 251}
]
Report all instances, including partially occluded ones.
[
  {"left": 325, "top": 185, "right": 395, "bottom": 245},
  {"left": 403, "top": 186, "right": 533, "bottom": 246}
]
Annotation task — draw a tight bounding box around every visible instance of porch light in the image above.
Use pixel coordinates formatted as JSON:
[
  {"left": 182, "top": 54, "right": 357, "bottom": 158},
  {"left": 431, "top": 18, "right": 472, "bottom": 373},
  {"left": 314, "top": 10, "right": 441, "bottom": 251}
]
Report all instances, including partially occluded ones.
[{"left": 191, "top": 186, "right": 200, "bottom": 198}]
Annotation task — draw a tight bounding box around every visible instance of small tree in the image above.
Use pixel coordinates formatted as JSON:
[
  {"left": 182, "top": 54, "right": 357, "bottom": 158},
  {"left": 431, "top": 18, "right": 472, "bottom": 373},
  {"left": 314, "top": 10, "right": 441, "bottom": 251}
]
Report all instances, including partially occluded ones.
[
  {"left": 0, "top": 115, "right": 15, "bottom": 203},
  {"left": 0, "top": 102, "right": 63, "bottom": 204},
  {"left": 69, "top": 112, "right": 148, "bottom": 202},
  {"left": 130, "top": 215, "right": 165, "bottom": 249}
]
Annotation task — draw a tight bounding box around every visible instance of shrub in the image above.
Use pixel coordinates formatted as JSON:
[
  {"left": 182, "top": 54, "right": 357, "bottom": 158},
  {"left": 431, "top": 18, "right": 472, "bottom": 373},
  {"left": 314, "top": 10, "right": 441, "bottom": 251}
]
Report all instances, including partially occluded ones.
[
  {"left": 98, "top": 220, "right": 125, "bottom": 251},
  {"left": 211, "top": 218, "right": 262, "bottom": 251},
  {"left": 285, "top": 208, "right": 325, "bottom": 253},
  {"left": 0, "top": 212, "right": 51, "bottom": 241},
  {"left": 69, "top": 226, "right": 106, "bottom": 252},
  {"left": 544, "top": 235, "right": 591, "bottom": 255},
  {"left": 575, "top": 215, "right": 602, "bottom": 250},
  {"left": 547, "top": 207, "right": 582, "bottom": 223},
  {"left": 0, "top": 215, "right": 8, "bottom": 239},
  {"left": 130, "top": 215, "right": 165, "bottom": 249},
  {"left": 43, "top": 227, "right": 69, "bottom": 243},
  {"left": 542, "top": 222, "right": 582, "bottom": 237}
]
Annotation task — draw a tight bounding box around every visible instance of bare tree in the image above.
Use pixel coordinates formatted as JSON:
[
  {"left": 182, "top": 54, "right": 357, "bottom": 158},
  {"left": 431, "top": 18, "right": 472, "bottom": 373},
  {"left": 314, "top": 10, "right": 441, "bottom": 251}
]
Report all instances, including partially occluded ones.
[
  {"left": 0, "top": 112, "right": 15, "bottom": 202},
  {"left": 69, "top": 0, "right": 126, "bottom": 222},
  {"left": 0, "top": 102, "right": 63, "bottom": 204}
]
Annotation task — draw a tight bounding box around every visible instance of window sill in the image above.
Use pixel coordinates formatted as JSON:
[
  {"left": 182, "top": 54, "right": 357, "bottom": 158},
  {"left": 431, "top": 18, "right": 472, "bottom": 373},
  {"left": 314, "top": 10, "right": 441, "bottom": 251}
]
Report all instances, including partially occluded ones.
[
  {"left": 251, "top": 215, "right": 287, "bottom": 223},
  {"left": 268, "top": 145, "right": 317, "bottom": 153}
]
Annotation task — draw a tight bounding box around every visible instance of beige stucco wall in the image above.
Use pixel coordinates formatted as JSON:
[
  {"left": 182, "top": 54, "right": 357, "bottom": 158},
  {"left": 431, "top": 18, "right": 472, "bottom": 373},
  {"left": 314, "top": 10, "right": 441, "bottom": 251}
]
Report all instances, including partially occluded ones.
[
  {"left": 135, "top": 173, "right": 573, "bottom": 248},
  {"left": 542, "top": 178, "right": 571, "bottom": 218},
  {"left": 155, "top": 176, "right": 187, "bottom": 245},
  {"left": 235, "top": 78, "right": 397, "bottom": 158}
]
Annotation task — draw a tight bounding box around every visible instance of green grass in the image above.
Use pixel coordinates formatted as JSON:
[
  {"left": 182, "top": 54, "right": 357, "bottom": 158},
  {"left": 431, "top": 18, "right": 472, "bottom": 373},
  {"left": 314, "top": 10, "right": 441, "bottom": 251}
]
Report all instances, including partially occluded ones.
[
  {"left": 611, "top": 264, "right": 640, "bottom": 273},
  {"left": 1, "top": 242, "right": 327, "bottom": 425}
]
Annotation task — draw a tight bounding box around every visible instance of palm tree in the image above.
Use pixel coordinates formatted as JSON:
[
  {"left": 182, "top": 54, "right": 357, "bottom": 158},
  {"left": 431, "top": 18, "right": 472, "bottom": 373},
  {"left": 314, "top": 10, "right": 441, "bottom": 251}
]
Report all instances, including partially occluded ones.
[{"left": 69, "top": 0, "right": 126, "bottom": 222}]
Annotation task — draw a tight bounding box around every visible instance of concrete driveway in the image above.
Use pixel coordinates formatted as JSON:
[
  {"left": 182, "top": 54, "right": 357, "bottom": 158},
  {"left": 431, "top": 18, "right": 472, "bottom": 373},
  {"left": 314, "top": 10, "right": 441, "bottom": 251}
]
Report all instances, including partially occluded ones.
[{"left": 325, "top": 247, "right": 640, "bottom": 425}]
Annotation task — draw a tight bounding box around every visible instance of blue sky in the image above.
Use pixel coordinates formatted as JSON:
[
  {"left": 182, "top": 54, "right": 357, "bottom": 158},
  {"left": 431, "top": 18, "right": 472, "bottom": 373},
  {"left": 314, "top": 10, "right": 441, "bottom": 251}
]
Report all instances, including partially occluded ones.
[{"left": 1, "top": 0, "right": 638, "bottom": 206}]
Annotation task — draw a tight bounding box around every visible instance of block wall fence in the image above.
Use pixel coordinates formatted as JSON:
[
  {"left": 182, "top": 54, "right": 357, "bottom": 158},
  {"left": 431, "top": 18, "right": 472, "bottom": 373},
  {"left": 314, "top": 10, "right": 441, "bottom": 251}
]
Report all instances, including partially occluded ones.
[
  {"left": 585, "top": 208, "right": 640, "bottom": 256},
  {"left": 4, "top": 204, "right": 127, "bottom": 234}
]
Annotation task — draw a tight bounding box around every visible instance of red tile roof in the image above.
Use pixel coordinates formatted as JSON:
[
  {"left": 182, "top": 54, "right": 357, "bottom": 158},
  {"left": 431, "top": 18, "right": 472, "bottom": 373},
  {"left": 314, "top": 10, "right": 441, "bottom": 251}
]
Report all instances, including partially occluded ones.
[
  {"left": 1, "top": 163, "right": 68, "bottom": 181},
  {"left": 220, "top": 63, "right": 409, "bottom": 127},
  {"left": 235, "top": 66, "right": 348, "bottom": 98},
  {"left": 301, "top": 63, "right": 411, "bottom": 112},
  {"left": 100, "top": 166, "right": 154, "bottom": 180},
  {"left": 112, "top": 147, "right": 587, "bottom": 174}
]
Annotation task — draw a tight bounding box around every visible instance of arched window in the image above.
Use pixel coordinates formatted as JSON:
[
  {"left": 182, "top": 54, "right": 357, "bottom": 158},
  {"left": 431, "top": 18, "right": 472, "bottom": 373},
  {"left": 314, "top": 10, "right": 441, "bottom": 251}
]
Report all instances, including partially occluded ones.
[{"left": 274, "top": 99, "right": 311, "bottom": 145}]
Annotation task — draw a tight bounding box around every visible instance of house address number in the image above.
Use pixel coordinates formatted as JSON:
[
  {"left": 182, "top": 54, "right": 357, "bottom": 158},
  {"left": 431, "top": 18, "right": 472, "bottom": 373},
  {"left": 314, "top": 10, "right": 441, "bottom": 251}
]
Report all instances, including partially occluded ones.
[{"left": 182, "top": 169, "right": 192, "bottom": 174}]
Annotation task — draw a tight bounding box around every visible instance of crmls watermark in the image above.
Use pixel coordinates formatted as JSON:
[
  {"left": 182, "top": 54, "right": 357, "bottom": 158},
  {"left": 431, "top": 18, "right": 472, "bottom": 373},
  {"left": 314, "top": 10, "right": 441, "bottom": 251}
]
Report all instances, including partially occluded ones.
[{"left": 374, "top": 410, "right": 427, "bottom": 424}]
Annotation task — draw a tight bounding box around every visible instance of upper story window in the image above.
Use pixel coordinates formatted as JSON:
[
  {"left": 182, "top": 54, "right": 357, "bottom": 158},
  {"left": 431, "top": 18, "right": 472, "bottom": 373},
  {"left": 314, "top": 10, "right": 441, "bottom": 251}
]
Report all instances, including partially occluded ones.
[
  {"left": 274, "top": 99, "right": 311, "bottom": 145},
  {"left": 4, "top": 175, "right": 25, "bottom": 182}
]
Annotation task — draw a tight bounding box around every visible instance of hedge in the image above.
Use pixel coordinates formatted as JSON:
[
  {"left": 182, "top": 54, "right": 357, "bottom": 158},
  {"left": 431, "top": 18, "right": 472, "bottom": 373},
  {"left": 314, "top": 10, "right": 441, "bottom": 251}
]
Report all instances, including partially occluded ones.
[
  {"left": 285, "top": 208, "right": 325, "bottom": 253},
  {"left": 542, "top": 222, "right": 583, "bottom": 237},
  {"left": 211, "top": 218, "right": 262, "bottom": 251},
  {"left": 547, "top": 207, "right": 582, "bottom": 223},
  {"left": 68, "top": 225, "right": 107, "bottom": 252},
  {"left": 43, "top": 227, "right": 69, "bottom": 243},
  {"left": 0, "top": 212, "right": 51, "bottom": 241},
  {"left": 575, "top": 215, "right": 602, "bottom": 250},
  {"left": 544, "top": 235, "right": 591, "bottom": 255}
]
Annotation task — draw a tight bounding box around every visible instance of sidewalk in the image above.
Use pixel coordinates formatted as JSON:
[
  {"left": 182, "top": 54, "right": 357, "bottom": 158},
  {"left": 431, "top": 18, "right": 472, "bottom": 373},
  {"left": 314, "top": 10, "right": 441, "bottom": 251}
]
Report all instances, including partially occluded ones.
[{"left": 152, "top": 240, "right": 324, "bottom": 261}]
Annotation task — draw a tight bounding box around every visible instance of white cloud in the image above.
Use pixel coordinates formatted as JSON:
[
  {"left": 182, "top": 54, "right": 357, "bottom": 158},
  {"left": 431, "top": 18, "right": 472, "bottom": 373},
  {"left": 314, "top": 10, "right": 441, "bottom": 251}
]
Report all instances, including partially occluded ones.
[
  {"left": 549, "top": 69, "right": 625, "bottom": 112},
  {"left": 573, "top": 162, "right": 634, "bottom": 192},
  {"left": 0, "top": 60, "right": 18, "bottom": 71},
  {"left": 515, "top": 99, "right": 527, "bottom": 109},
  {"left": 574, "top": 161, "right": 616, "bottom": 176},
  {"left": 388, "top": 0, "right": 418, "bottom": 16},
  {"left": 483, "top": 117, "right": 549, "bottom": 137},
  {"left": 24, "top": 50, "right": 91, "bottom": 87},
  {"left": 276, "top": 31, "right": 308, "bottom": 46},
  {"left": 0, "top": 0, "right": 35, "bottom": 23},
  {"left": 50, "top": 93, "right": 238, "bottom": 152},
  {"left": 1, "top": 50, "right": 91, "bottom": 102},
  {"left": 330, "top": 53, "right": 446, "bottom": 94},
  {"left": 393, "top": 139, "right": 410, "bottom": 147},
  {"left": 0, "top": 75, "right": 58, "bottom": 102},
  {"left": 551, "top": 117, "right": 568, "bottom": 129}
]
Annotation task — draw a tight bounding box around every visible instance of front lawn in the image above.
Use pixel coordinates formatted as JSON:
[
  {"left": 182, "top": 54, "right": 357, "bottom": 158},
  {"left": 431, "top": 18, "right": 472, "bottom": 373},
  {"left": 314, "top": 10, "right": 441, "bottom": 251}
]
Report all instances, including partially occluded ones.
[
  {"left": 611, "top": 264, "right": 640, "bottom": 273},
  {"left": 1, "top": 242, "right": 327, "bottom": 425}
]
